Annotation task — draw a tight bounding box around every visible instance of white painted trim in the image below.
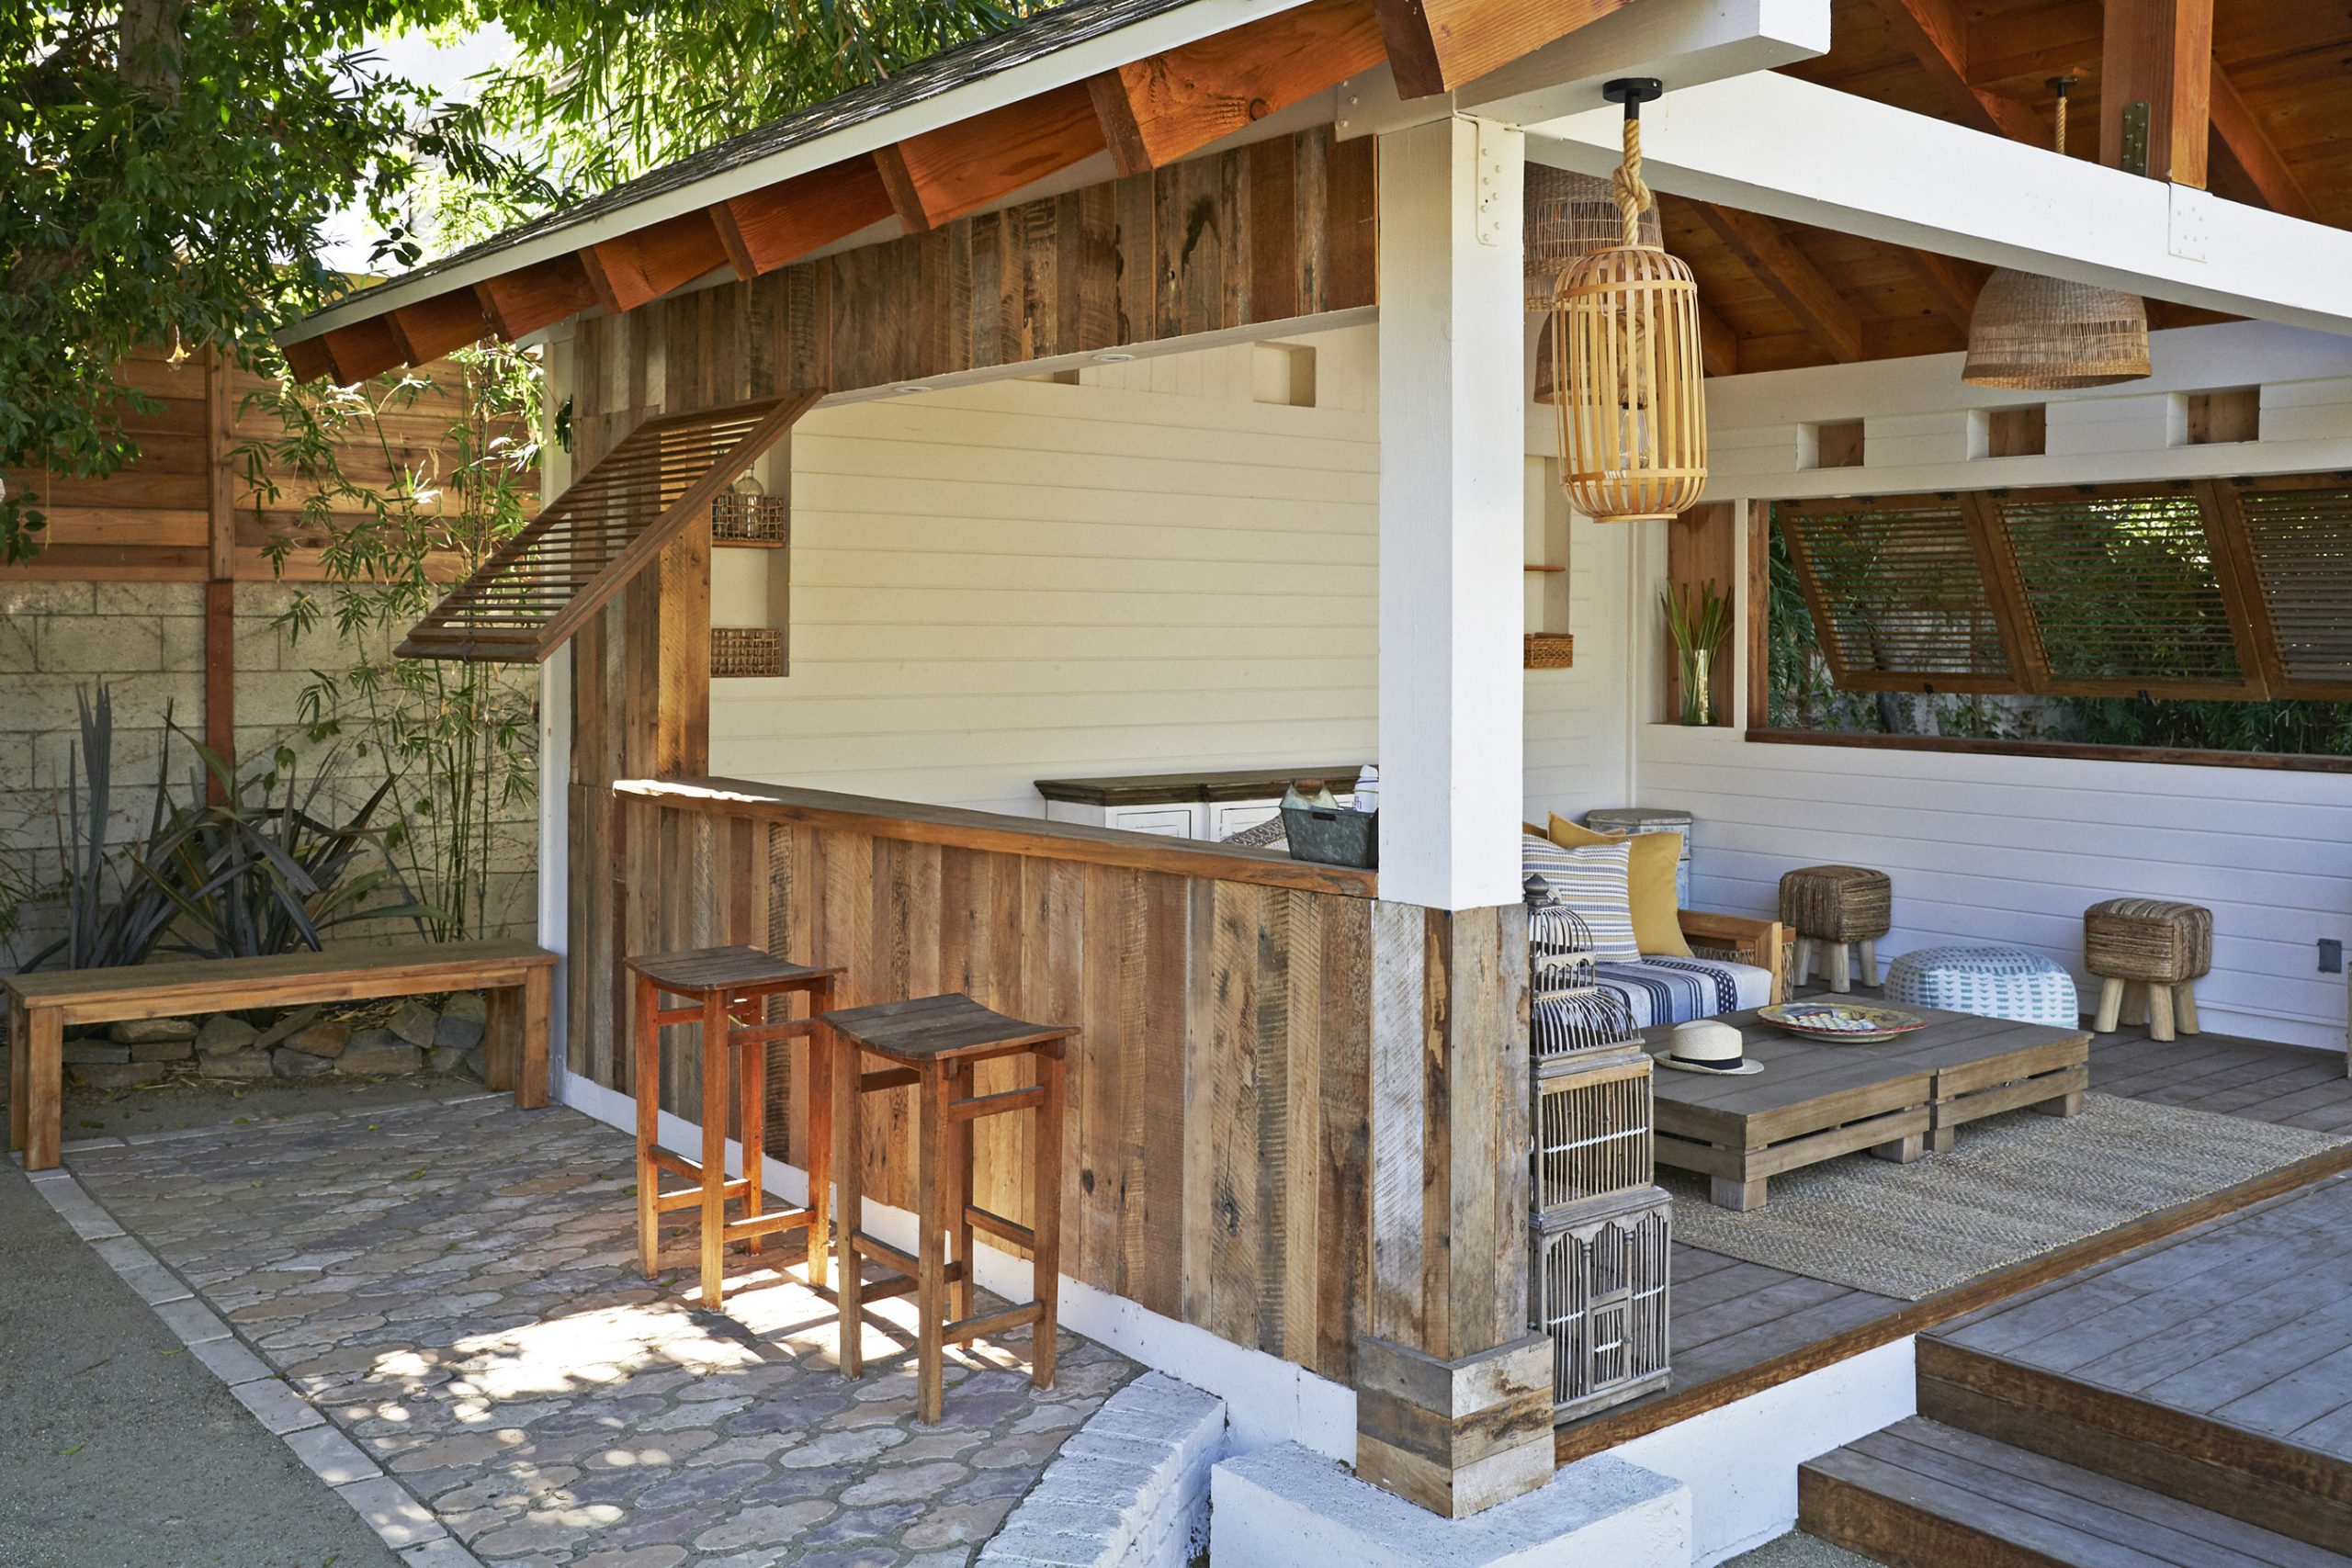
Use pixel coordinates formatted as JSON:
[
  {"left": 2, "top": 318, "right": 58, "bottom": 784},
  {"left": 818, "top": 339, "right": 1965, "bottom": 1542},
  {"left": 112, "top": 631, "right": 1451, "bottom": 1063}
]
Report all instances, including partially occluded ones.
[
  {"left": 536, "top": 644, "right": 572, "bottom": 1104},
  {"left": 555, "top": 1073, "right": 1357, "bottom": 1462},
  {"left": 1606, "top": 1336, "right": 1917, "bottom": 1567},
  {"left": 1525, "top": 73, "right": 2352, "bottom": 336}
]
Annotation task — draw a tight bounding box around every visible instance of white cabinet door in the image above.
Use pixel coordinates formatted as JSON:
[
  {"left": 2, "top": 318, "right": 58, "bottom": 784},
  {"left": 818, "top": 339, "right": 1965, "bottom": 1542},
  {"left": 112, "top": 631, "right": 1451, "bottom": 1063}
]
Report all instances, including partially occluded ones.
[
  {"left": 1105, "top": 805, "right": 1201, "bottom": 839},
  {"left": 1211, "top": 801, "right": 1283, "bottom": 840}
]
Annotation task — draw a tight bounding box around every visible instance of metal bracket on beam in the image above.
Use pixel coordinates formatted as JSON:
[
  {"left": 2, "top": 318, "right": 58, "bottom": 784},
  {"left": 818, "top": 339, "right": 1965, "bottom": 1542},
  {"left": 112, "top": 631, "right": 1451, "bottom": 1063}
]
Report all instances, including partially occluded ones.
[
  {"left": 1473, "top": 118, "right": 1510, "bottom": 247},
  {"left": 2120, "top": 100, "right": 2151, "bottom": 178}
]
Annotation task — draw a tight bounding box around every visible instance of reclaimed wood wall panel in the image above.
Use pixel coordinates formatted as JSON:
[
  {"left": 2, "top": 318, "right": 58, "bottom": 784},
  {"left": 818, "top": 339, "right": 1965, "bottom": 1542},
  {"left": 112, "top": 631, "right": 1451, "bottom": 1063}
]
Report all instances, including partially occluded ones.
[
  {"left": 590, "top": 799, "right": 1377, "bottom": 1381},
  {"left": 568, "top": 126, "right": 1374, "bottom": 423}
]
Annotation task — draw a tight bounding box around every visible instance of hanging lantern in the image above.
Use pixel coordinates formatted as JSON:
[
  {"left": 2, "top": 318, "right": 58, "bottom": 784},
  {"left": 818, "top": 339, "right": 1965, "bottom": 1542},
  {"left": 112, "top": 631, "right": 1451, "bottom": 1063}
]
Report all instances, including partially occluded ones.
[
  {"left": 1553, "top": 79, "right": 1708, "bottom": 523},
  {"left": 1963, "top": 78, "right": 2151, "bottom": 390},
  {"left": 1525, "top": 164, "right": 1660, "bottom": 313}
]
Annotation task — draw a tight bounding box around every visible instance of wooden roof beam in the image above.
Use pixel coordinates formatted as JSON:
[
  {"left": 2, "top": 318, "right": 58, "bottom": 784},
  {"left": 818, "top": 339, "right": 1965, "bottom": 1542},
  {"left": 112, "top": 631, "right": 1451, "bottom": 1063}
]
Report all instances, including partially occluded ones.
[
  {"left": 1909, "top": 250, "right": 1984, "bottom": 328},
  {"left": 474, "top": 255, "right": 600, "bottom": 342},
  {"left": 2101, "top": 0, "right": 2211, "bottom": 186},
  {"left": 321, "top": 318, "right": 407, "bottom": 384},
  {"left": 578, "top": 209, "right": 733, "bottom": 315},
  {"left": 1871, "top": 0, "right": 2044, "bottom": 144},
  {"left": 1692, "top": 203, "right": 1862, "bottom": 364},
  {"left": 1696, "top": 299, "right": 1740, "bottom": 377},
  {"left": 2208, "top": 60, "right": 2314, "bottom": 221},
  {"left": 281, "top": 335, "right": 337, "bottom": 384},
  {"left": 707, "top": 157, "right": 898, "bottom": 277},
  {"left": 1085, "top": 0, "right": 1388, "bottom": 175},
  {"left": 385, "top": 291, "right": 493, "bottom": 366},
  {"left": 873, "top": 82, "right": 1106, "bottom": 233},
  {"left": 1374, "top": 0, "right": 1643, "bottom": 101}
]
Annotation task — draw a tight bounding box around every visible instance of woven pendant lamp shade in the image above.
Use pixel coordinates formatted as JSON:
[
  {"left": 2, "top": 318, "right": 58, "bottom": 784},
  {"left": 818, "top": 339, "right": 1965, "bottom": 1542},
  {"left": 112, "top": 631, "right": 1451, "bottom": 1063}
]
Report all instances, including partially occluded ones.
[
  {"left": 1526, "top": 164, "right": 1660, "bottom": 313},
  {"left": 1962, "top": 269, "right": 2152, "bottom": 389},
  {"left": 1553, "top": 85, "right": 1708, "bottom": 524},
  {"left": 1962, "top": 75, "right": 2150, "bottom": 391}
]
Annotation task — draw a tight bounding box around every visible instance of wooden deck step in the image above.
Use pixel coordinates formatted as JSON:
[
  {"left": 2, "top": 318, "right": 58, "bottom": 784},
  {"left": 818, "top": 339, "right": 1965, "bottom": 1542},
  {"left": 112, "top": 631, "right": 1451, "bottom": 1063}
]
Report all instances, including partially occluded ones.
[
  {"left": 1800, "top": 1417, "right": 2343, "bottom": 1568},
  {"left": 1918, "top": 1337, "right": 2352, "bottom": 1554}
]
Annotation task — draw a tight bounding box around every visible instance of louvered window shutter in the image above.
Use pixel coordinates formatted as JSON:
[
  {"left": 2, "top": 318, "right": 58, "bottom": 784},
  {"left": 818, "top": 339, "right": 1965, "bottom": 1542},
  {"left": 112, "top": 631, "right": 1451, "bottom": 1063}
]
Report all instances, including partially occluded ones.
[
  {"left": 398, "top": 391, "right": 820, "bottom": 662},
  {"left": 1989, "top": 485, "right": 2251, "bottom": 698},
  {"left": 2222, "top": 476, "right": 2352, "bottom": 701},
  {"left": 1779, "top": 496, "right": 2018, "bottom": 691}
]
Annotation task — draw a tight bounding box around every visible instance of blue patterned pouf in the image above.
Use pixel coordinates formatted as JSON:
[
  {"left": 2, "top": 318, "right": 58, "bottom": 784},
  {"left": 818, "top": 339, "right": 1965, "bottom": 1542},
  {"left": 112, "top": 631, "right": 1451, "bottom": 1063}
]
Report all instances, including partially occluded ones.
[{"left": 1884, "top": 945, "right": 2080, "bottom": 1028}]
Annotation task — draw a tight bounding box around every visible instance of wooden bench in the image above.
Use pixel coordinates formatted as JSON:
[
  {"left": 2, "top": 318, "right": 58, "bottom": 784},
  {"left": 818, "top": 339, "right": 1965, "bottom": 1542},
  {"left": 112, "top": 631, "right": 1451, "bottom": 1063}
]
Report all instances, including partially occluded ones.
[{"left": 6, "top": 939, "right": 558, "bottom": 1171}]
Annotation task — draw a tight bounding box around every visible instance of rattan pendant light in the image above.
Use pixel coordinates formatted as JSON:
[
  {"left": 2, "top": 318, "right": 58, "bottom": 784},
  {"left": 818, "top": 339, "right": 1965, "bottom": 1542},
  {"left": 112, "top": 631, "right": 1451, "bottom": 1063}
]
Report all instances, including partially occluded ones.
[
  {"left": 1553, "top": 79, "right": 1708, "bottom": 523},
  {"left": 1525, "top": 164, "right": 1660, "bottom": 313},
  {"left": 1963, "top": 78, "right": 2152, "bottom": 389}
]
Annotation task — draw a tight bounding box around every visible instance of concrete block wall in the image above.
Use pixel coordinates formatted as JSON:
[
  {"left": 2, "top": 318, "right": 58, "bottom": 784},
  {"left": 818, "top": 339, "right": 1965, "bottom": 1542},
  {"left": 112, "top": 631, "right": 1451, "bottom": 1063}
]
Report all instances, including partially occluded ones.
[{"left": 0, "top": 581, "right": 537, "bottom": 966}]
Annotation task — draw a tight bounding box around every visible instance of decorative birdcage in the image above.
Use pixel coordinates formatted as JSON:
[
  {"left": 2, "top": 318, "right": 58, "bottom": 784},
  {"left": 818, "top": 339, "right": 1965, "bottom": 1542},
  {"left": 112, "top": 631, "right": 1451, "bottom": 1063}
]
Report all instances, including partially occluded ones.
[
  {"left": 1524, "top": 877, "right": 1642, "bottom": 1059},
  {"left": 1553, "top": 80, "right": 1708, "bottom": 524},
  {"left": 1533, "top": 1044, "right": 1654, "bottom": 1208},
  {"left": 1532, "top": 1186, "right": 1673, "bottom": 1422},
  {"left": 709, "top": 472, "right": 789, "bottom": 545},
  {"left": 1526, "top": 164, "right": 1660, "bottom": 314}
]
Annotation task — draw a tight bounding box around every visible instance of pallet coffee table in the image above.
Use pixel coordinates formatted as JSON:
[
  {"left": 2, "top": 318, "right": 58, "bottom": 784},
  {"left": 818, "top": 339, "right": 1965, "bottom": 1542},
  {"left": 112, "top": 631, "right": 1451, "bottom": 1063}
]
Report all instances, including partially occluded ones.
[{"left": 1643, "top": 1006, "right": 2090, "bottom": 1211}]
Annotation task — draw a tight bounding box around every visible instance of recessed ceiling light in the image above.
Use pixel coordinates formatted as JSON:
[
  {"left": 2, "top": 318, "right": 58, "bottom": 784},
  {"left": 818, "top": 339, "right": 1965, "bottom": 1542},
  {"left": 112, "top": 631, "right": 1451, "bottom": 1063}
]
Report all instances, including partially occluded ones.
[
  {"left": 1091, "top": 351, "right": 1136, "bottom": 364},
  {"left": 894, "top": 384, "right": 933, "bottom": 395}
]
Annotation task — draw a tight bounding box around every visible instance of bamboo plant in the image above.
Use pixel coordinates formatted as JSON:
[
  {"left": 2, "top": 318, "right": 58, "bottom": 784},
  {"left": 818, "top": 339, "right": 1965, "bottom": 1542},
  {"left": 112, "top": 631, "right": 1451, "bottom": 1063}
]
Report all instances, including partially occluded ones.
[{"left": 1661, "top": 580, "right": 1734, "bottom": 726}]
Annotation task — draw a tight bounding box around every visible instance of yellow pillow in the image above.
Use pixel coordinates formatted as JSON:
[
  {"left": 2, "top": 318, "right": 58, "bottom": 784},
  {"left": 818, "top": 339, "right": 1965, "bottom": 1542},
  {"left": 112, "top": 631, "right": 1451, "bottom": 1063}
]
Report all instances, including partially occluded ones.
[{"left": 1548, "top": 814, "right": 1690, "bottom": 958}]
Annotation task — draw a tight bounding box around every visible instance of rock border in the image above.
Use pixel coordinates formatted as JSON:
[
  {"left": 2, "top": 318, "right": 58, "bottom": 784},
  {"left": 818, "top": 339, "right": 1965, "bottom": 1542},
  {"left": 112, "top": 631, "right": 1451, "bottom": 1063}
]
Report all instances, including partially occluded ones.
[
  {"left": 16, "top": 1100, "right": 509, "bottom": 1568},
  {"left": 980, "top": 1370, "right": 1227, "bottom": 1568}
]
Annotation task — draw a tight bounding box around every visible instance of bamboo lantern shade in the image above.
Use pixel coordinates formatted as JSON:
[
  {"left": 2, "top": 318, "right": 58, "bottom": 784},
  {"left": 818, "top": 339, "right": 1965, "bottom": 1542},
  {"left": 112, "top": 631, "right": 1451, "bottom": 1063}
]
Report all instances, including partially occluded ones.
[
  {"left": 1526, "top": 164, "right": 1659, "bottom": 313},
  {"left": 1962, "top": 269, "right": 2152, "bottom": 389},
  {"left": 1553, "top": 84, "right": 1708, "bottom": 524}
]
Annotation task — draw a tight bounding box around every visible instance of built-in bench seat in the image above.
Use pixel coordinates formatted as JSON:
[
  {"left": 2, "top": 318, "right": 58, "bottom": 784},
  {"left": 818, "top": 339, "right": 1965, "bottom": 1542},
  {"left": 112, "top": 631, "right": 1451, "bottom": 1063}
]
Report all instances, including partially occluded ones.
[{"left": 6, "top": 939, "right": 557, "bottom": 1170}]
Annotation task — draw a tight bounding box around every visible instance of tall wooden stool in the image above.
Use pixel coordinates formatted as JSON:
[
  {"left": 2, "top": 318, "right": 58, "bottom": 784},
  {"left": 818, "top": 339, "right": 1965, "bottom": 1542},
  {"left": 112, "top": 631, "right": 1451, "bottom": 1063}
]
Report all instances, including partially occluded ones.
[
  {"left": 2085, "top": 898, "right": 2211, "bottom": 1043},
  {"left": 628, "top": 945, "right": 843, "bottom": 1309},
  {"left": 1779, "top": 865, "right": 1893, "bottom": 994},
  {"left": 823, "top": 995, "right": 1073, "bottom": 1424}
]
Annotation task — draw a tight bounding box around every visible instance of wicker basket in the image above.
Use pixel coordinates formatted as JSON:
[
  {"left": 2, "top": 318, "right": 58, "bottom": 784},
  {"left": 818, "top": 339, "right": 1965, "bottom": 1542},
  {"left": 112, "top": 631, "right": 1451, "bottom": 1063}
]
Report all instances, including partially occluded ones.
[
  {"left": 1533, "top": 1044, "right": 1653, "bottom": 1209},
  {"left": 711, "top": 626, "right": 784, "bottom": 678},
  {"left": 1524, "top": 633, "right": 1575, "bottom": 669},
  {"left": 1532, "top": 1185, "right": 1672, "bottom": 1423},
  {"left": 709, "top": 489, "right": 789, "bottom": 546}
]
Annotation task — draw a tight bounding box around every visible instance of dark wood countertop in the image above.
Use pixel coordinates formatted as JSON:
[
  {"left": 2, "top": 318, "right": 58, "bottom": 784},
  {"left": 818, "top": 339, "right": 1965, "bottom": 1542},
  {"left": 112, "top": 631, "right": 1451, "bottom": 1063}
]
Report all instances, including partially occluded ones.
[
  {"left": 617, "top": 776, "right": 1379, "bottom": 899},
  {"left": 1034, "top": 764, "right": 1368, "bottom": 807}
]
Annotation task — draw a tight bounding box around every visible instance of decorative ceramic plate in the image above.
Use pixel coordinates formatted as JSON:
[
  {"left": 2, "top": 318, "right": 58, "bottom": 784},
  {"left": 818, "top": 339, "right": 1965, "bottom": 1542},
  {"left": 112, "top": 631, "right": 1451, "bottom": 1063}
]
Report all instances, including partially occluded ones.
[{"left": 1756, "top": 1002, "right": 1928, "bottom": 1043}]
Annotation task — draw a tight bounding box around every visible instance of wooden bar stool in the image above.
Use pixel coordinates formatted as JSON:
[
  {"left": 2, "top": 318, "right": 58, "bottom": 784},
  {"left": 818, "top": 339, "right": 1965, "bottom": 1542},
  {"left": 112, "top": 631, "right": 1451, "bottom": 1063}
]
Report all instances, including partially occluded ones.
[
  {"left": 823, "top": 994, "right": 1073, "bottom": 1424},
  {"left": 628, "top": 945, "right": 843, "bottom": 1309}
]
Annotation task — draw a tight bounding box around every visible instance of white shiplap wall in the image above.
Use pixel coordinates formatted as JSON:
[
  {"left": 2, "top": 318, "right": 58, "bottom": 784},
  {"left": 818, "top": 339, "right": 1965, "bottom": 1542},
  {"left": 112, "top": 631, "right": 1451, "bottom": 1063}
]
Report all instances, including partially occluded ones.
[
  {"left": 712, "top": 318, "right": 1635, "bottom": 829},
  {"left": 711, "top": 327, "right": 1383, "bottom": 816},
  {"left": 1638, "top": 319, "right": 2352, "bottom": 1052}
]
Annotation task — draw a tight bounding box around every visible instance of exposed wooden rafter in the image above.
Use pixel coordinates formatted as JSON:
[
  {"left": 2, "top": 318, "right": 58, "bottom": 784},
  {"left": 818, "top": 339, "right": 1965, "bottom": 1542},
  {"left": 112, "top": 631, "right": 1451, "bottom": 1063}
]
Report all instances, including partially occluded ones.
[
  {"left": 1908, "top": 249, "right": 1985, "bottom": 328},
  {"left": 1871, "top": 0, "right": 2045, "bottom": 143},
  {"left": 579, "top": 209, "right": 734, "bottom": 314},
  {"left": 873, "top": 83, "right": 1106, "bottom": 233},
  {"left": 1695, "top": 299, "right": 1740, "bottom": 378},
  {"left": 475, "top": 255, "right": 601, "bottom": 342},
  {"left": 707, "top": 158, "right": 899, "bottom": 277},
  {"left": 386, "top": 291, "right": 493, "bottom": 367},
  {"left": 2100, "top": 0, "right": 2213, "bottom": 186},
  {"left": 1372, "top": 0, "right": 1643, "bottom": 101},
  {"left": 1693, "top": 202, "right": 1864, "bottom": 364},
  {"left": 321, "top": 318, "right": 407, "bottom": 384},
  {"left": 2208, "top": 60, "right": 2315, "bottom": 221}
]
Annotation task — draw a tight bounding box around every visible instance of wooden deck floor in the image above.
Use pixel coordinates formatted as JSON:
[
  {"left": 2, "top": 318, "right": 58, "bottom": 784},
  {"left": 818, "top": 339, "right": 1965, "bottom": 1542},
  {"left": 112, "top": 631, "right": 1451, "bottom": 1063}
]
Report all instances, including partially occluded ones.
[{"left": 1559, "top": 1010, "right": 2352, "bottom": 1461}]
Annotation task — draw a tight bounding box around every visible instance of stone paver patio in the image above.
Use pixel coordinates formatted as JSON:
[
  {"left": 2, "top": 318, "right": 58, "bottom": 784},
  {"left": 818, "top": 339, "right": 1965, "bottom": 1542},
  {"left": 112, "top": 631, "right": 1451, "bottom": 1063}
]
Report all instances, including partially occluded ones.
[{"left": 66, "top": 1093, "right": 1136, "bottom": 1567}]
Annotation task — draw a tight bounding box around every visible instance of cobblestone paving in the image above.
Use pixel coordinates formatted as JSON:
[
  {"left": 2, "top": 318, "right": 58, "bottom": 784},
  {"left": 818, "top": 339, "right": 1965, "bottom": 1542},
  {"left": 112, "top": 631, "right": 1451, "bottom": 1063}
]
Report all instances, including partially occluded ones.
[{"left": 69, "top": 1094, "right": 1136, "bottom": 1567}]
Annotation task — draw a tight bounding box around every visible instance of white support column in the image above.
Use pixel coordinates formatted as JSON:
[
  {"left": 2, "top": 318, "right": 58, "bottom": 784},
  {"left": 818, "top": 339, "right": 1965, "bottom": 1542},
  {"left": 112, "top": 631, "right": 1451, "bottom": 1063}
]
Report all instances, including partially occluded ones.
[{"left": 1376, "top": 115, "right": 1527, "bottom": 912}]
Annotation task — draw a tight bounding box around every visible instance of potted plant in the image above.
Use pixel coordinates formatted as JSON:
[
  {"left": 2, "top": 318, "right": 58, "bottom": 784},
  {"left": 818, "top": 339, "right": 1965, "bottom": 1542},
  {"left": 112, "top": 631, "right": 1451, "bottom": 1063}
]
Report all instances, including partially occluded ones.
[{"left": 1661, "top": 580, "right": 1733, "bottom": 727}]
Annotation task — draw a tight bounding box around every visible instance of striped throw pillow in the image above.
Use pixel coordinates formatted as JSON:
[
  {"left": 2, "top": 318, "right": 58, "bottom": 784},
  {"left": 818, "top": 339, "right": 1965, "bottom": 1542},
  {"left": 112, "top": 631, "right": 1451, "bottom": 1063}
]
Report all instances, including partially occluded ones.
[{"left": 1521, "top": 834, "right": 1639, "bottom": 963}]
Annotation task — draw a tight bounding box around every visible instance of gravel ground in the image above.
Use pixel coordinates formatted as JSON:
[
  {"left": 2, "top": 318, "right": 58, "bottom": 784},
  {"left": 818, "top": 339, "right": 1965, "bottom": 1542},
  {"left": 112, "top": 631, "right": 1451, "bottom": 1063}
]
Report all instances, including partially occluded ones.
[
  {"left": 0, "top": 1163, "right": 401, "bottom": 1568},
  {"left": 1725, "top": 1529, "right": 1885, "bottom": 1566}
]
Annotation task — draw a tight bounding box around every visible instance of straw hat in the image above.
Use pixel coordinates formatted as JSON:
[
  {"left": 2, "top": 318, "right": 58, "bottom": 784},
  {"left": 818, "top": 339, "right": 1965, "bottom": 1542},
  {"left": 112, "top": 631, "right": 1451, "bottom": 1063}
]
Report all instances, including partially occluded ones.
[{"left": 1660, "top": 1018, "right": 1760, "bottom": 1075}]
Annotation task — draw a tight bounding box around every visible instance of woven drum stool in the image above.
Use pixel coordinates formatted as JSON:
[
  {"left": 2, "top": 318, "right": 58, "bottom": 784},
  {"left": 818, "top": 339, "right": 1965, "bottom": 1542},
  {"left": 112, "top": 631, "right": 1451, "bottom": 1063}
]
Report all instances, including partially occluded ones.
[
  {"left": 826, "top": 995, "right": 1073, "bottom": 1424},
  {"left": 1779, "top": 865, "right": 1893, "bottom": 994},
  {"left": 628, "top": 945, "right": 843, "bottom": 1309},
  {"left": 2085, "top": 898, "right": 2211, "bottom": 1043},
  {"left": 1885, "top": 945, "right": 2080, "bottom": 1029}
]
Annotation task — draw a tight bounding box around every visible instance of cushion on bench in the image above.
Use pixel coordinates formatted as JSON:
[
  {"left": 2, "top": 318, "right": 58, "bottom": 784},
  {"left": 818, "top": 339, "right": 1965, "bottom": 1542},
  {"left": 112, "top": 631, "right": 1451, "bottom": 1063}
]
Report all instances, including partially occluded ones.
[{"left": 1590, "top": 954, "right": 1775, "bottom": 1030}]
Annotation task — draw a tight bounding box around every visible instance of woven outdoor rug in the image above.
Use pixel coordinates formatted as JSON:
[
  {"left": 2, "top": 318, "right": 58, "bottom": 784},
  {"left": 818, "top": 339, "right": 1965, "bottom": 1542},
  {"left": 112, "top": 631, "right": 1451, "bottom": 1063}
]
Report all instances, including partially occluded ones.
[{"left": 1664, "top": 1093, "right": 2346, "bottom": 1301}]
